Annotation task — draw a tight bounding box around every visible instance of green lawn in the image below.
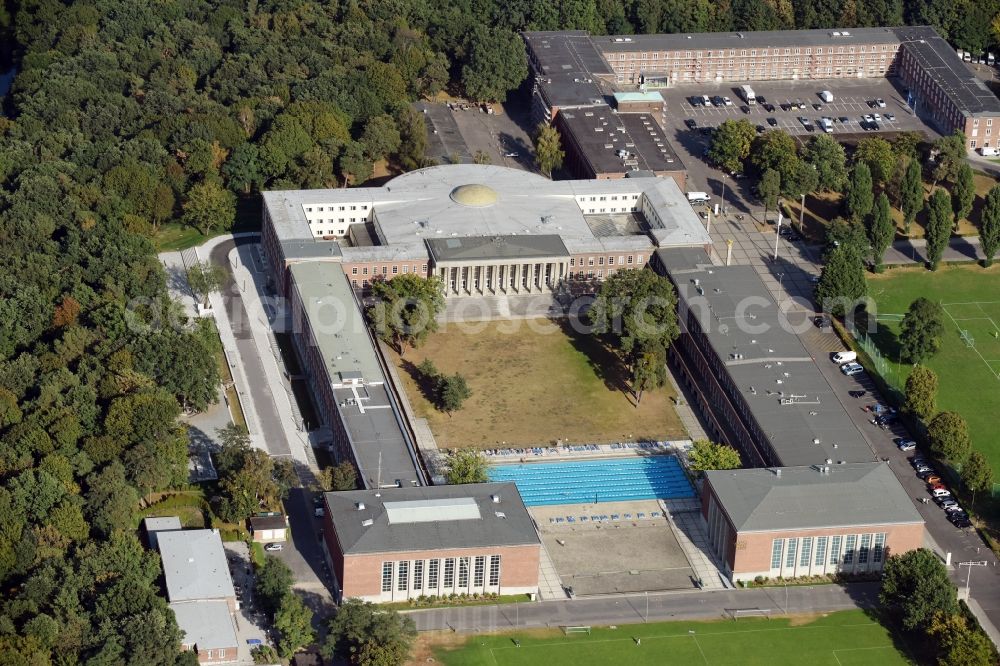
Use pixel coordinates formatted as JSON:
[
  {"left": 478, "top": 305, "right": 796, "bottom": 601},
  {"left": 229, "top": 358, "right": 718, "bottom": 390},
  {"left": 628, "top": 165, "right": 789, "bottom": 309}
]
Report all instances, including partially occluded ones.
[
  {"left": 433, "top": 610, "right": 911, "bottom": 666},
  {"left": 866, "top": 265, "right": 1000, "bottom": 477},
  {"left": 153, "top": 194, "right": 261, "bottom": 252}
]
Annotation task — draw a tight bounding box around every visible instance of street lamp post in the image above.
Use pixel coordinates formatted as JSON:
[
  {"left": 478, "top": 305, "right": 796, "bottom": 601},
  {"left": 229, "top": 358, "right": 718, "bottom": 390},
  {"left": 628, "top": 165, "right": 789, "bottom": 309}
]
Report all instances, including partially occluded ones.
[
  {"left": 958, "top": 560, "right": 989, "bottom": 601},
  {"left": 774, "top": 204, "right": 783, "bottom": 261},
  {"left": 720, "top": 175, "right": 728, "bottom": 216}
]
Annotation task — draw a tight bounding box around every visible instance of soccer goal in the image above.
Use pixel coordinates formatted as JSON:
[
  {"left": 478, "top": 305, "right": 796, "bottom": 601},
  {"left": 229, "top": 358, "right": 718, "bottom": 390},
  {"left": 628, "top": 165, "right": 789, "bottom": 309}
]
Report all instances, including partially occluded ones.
[
  {"left": 562, "top": 626, "right": 592, "bottom": 635},
  {"left": 729, "top": 608, "right": 772, "bottom": 621}
]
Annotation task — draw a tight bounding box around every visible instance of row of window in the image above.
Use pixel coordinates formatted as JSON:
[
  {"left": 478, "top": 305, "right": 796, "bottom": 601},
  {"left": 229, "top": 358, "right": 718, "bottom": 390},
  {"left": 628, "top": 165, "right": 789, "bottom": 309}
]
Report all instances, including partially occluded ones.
[
  {"left": 611, "top": 45, "right": 897, "bottom": 60},
  {"left": 578, "top": 193, "right": 641, "bottom": 202},
  {"left": 770, "top": 533, "right": 886, "bottom": 570},
  {"left": 351, "top": 265, "right": 428, "bottom": 276},
  {"left": 380, "top": 555, "right": 501, "bottom": 594},
  {"left": 571, "top": 255, "right": 640, "bottom": 267},
  {"left": 305, "top": 204, "right": 369, "bottom": 213}
]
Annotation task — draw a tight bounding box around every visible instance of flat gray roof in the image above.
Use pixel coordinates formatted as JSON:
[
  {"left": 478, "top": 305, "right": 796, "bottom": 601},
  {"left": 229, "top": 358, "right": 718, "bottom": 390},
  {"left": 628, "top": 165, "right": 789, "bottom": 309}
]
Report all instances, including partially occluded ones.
[
  {"left": 522, "top": 31, "right": 612, "bottom": 109},
  {"left": 326, "top": 483, "right": 539, "bottom": 555},
  {"left": 598, "top": 26, "right": 901, "bottom": 53},
  {"left": 895, "top": 26, "right": 1000, "bottom": 116},
  {"left": 659, "top": 252, "right": 873, "bottom": 466},
  {"left": 157, "top": 530, "right": 236, "bottom": 602},
  {"left": 426, "top": 235, "right": 569, "bottom": 262},
  {"left": 558, "top": 108, "right": 684, "bottom": 176},
  {"left": 288, "top": 262, "right": 420, "bottom": 488},
  {"left": 249, "top": 515, "right": 286, "bottom": 530},
  {"left": 706, "top": 463, "right": 923, "bottom": 533},
  {"left": 171, "top": 600, "right": 238, "bottom": 651}
]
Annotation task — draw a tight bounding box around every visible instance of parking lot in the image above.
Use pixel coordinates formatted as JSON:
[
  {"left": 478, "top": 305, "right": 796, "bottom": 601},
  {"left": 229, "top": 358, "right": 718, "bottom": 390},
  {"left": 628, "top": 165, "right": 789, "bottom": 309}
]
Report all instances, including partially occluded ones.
[
  {"left": 663, "top": 77, "right": 933, "bottom": 138},
  {"left": 416, "top": 99, "right": 536, "bottom": 170}
]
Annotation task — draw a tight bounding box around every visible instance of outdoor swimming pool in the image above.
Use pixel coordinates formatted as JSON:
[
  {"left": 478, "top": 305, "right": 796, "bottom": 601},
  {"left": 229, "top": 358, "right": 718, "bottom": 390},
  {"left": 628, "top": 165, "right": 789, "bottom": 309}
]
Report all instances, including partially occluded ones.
[{"left": 488, "top": 456, "right": 694, "bottom": 506}]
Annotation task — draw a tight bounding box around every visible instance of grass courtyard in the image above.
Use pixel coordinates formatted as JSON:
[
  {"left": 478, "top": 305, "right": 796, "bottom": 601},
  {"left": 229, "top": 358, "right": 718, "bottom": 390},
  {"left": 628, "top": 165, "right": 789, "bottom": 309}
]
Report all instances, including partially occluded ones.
[
  {"left": 387, "top": 319, "right": 685, "bottom": 448},
  {"left": 426, "top": 610, "right": 912, "bottom": 666},
  {"left": 865, "top": 265, "right": 1000, "bottom": 477}
]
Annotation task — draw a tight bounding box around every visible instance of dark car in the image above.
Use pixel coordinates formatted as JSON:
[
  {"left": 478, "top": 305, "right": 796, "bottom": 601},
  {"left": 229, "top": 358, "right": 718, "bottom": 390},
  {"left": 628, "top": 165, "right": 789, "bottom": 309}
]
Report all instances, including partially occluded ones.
[
  {"left": 757, "top": 95, "right": 767, "bottom": 104},
  {"left": 756, "top": 125, "right": 766, "bottom": 134},
  {"left": 780, "top": 103, "right": 792, "bottom": 111},
  {"left": 870, "top": 121, "right": 880, "bottom": 131},
  {"left": 763, "top": 103, "right": 776, "bottom": 112},
  {"left": 766, "top": 117, "right": 778, "bottom": 126},
  {"left": 684, "top": 118, "right": 698, "bottom": 129},
  {"left": 740, "top": 105, "right": 751, "bottom": 114},
  {"left": 689, "top": 96, "right": 703, "bottom": 107},
  {"left": 712, "top": 96, "right": 725, "bottom": 107},
  {"left": 700, "top": 126, "right": 714, "bottom": 136},
  {"left": 813, "top": 103, "right": 823, "bottom": 110},
  {"left": 838, "top": 116, "right": 850, "bottom": 123},
  {"left": 804, "top": 123, "right": 815, "bottom": 132},
  {"left": 814, "top": 315, "right": 832, "bottom": 329}
]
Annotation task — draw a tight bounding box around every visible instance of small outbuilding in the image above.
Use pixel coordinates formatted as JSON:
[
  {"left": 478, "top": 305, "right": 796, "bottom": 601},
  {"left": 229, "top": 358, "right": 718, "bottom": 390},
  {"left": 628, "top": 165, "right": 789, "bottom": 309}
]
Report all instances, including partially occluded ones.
[{"left": 249, "top": 514, "right": 288, "bottom": 543}]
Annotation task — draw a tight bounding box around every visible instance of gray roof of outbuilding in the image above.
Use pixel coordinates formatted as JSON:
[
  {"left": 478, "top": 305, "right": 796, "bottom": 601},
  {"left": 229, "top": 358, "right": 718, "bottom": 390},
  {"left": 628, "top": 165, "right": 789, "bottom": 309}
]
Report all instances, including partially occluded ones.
[
  {"left": 249, "top": 515, "right": 287, "bottom": 530},
  {"left": 326, "top": 483, "right": 539, "bottom": 555},
  {"left": 705, "top": 463, "right": 924, "bottom": 533},
  {"left": 157, "top": 530, "right": 236, "bottom": 602},
  {"left": 657, "top": 252, "right": 873, "bottom": 466},
  {"left": 171, "top": 601, "right": 238, "bottom": 651},
  {"left": 426, "top": 235, "right": 569, "bottom": 262}
]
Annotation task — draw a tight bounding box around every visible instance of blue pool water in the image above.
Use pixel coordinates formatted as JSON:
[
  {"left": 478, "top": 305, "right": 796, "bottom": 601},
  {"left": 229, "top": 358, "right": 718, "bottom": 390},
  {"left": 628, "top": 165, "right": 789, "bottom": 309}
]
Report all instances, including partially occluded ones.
[{"left": 488, "top": 456, "right": 694, "bottom": 506}]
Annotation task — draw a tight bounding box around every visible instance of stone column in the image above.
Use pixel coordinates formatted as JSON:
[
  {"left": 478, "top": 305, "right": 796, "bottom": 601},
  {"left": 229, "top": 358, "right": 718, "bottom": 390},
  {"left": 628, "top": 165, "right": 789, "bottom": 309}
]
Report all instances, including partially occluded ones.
[{"left": 514, "top": 263, "right": 522, "bottom": 294}]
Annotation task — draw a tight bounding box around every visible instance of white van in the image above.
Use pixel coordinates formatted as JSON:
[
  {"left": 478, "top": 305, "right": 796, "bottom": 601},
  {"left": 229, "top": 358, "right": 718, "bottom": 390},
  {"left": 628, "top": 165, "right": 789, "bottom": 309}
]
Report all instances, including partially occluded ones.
[
  {"left": 832, "top": 351, "right": 857, "bottom": 365},
  {"left": 840, "top": 362, "right": 865, "bottom": 376},
  {"left": 687, "top": 192, "right": 710, "bottom": 203},
  {"left": 980, "top": 146, "right": 1000, "bottom": 157},
  {"left": 820, "top": 90, "right": 834, "bottom": 103}
]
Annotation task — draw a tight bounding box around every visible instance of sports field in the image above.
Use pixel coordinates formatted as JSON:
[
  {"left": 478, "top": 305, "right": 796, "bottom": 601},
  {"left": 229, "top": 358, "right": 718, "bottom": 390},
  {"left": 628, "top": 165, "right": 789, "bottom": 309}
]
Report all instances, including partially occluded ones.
[
  {"left": 429, "top": 610, "right": 911, "bottom": 666},
  {"left": 387, "top": 319, "right": 684, "bottom": 448},
  {"left": 866, "top": 265, "right": 1000, "bottom": 476}
]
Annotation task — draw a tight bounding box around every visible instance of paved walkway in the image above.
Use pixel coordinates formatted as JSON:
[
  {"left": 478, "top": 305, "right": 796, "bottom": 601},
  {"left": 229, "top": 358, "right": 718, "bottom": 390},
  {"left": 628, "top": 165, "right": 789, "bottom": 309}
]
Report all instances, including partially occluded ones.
[
  {"left": 405, "top": 581, "right": 881, "bottom": 632},
  {"left": 661, "top": 499, "right": 730, "bottom": 591}
]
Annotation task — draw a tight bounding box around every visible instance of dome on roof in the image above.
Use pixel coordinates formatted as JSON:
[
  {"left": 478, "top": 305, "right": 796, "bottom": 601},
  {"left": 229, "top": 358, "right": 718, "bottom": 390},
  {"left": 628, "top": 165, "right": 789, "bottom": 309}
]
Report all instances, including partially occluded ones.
[{"left": 450, "top": 183, "right": 498, "bottom": 208}]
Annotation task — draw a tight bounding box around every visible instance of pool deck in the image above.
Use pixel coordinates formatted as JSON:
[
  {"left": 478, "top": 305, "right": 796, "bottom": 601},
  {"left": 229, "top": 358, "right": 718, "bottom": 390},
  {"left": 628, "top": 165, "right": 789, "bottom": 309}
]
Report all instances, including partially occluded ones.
[{"left": 483, "top": 439, "right": 692, "bottom": 464}]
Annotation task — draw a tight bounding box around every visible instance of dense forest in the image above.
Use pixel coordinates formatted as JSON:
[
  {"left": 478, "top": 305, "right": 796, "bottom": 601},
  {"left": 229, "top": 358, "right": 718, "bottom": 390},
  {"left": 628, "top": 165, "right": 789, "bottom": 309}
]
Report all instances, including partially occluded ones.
[{"left": 0, "top": 0, "right": 998, "bottom": 663}]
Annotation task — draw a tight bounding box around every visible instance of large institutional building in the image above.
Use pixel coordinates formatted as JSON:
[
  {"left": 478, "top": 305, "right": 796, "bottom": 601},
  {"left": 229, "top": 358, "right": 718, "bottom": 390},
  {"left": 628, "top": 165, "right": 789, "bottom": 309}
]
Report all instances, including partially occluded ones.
[
  {"left": 702, "top": 464, "right": 924, "bottom": 582},
  {"left": 321, "top": 483, "right": 540, "bottom": 603},
  {"left": 263, "top": 164, "right": 711, "bottom": 299},
  {"left": 524, "top": 26, "right": 1000, "bottom": 152}
]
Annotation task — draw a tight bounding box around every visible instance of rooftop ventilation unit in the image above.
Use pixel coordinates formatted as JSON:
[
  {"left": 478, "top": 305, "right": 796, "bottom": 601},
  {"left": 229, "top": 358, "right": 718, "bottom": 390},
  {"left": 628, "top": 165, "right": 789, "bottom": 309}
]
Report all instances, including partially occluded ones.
[
  {"left": 495, "top": 511, "right": 507, "bottom": 519},
  {"left": 491, "top": 494, "right": 501, "bottom": 503},
  {"left": 361, "top": 519, "right": 374, "bottom": 527},
  {"left": 356, "top": 502, "right": 365, "bottom": 511}
]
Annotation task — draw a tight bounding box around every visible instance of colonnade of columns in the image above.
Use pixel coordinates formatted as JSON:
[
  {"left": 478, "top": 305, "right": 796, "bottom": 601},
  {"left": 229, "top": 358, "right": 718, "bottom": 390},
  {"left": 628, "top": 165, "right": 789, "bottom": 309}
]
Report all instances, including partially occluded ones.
[{"left": 436, "top": 260, "right": 569, "bottom": 297}]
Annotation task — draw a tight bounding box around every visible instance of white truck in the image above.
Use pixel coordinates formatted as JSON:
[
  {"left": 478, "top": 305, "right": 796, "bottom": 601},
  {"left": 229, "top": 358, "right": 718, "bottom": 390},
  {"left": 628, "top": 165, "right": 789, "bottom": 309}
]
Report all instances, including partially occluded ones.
[
  {"left": 739, "top": 85, "right": 756, "bottom": 105},
  {"left": 820, "top": 90, "right": 834, "bottom": 103},
  {"left": 820, "top": 117, "right": 833, "bottom": 133},
  {"left": 686, "top": 191, "right": 710, "bottom": 203},
  {"left": 832, "top": 351, "right": 858, "bottom": 365},
  {"left": 980, "top": 146, "right": 1000, "bottom": 157}
]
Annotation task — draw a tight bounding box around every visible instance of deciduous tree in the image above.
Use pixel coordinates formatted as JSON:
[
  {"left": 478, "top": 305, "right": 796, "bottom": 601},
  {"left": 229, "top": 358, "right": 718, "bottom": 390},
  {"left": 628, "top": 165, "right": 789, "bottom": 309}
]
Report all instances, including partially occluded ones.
[
  {"left": 901, "top": 159, "right": 924, "bottom": 234},
  {"left": 687, "top": 440, "right": 741, "bottom": 474},
  {"left": 322, "top": 598, "right": 416, "bottom": 666},
  {"left": 708, "top": 119, "right": 756, "bottom": 175},
  {"left": 461, "top": 26, "right": 528, "bottom": 102},
  {"left": 801, "top": 133, "right": 847, "bottom": 192},
  {"left": 931, "top": 131, "right": 967, "bottom": 185},
  {"left": 925, "top": 188, "right": 952, "bottom": 270},
  {"left": 881, "top": 548, "right": 958, "bottom": 631},
  {"left": 854, "top": 136, "right": 895, "bottom": 185},
  {"left": 980, "top": 183, "right": 1000, "bottom": 267},
  {"left": 186, "top": 262, "right": 226, "bottom": 308},
  {"left": 182, "top": 181, "right": 236, "bottom": 235},
  {"left": 962, "top": 450, "right": 994, "bottom": 507},
  {"left": 757, "top": 168, "right": 781, "bottom": 222},
  {"left": 589, "top": 269, "right": 679, "bottom": 361},
  {"left": 844, "top": 162, "right": 874, "bottom": 221},
  {"left": 631, "top": 343, "right": 666, "bottom": 405},
  {"left": 274, "top": 592, "right": 315, "bottom": 659},
  {"left": 534, "top": 123, "right": 564, "bottom": 178},
  {"left": 928, "top": 411, "right": 972, "bottom": 465},
  {"left": 899, "top": 297, "right": 945, "bottom": 364},
  {"left": 439, "top": 373, "right": 471, "bottom": 415},
  {"left": 255, "top": 556, "right": 294, "bottom": 614},
  {"left": 952, "top": 163, "right": 976, "bottom": 228},
  {"left": 815, "top": 244, "right": 866, "bottom": 317},
  {"left": 367, "top": 274, "right": 445, "bottom": 355},
  {"left": 868, "top": 192, "right": 894, "bottom": 270},
  {"left": 904, "top": 365, "right": 938, "bottom": 420},
  {"left": 445, "top": 449, "right": 487, "bottom": 485}
]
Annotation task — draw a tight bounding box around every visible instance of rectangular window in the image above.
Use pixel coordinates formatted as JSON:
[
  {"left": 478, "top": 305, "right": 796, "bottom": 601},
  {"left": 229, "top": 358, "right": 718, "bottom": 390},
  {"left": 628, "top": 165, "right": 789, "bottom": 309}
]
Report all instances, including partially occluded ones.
[
  {"left": 588, "top": 258, "right": 594, "bottom": 266},
  {"left": 843, "top": 535, "right": 857, "bottom": 564},
  {"left": 627, "top": 255, "right": 634, "bottom": 264},
  {"left": 458, "top": 557, "right": 470, "bottom": 588},
  {"left": 351, "top": 267, "right": 358, "bottom": 275},
  {"left": 873, "top": 533, "right": 886, "bottom": 563},
  {"left": 858, "top": 534, "right": 872, "bottom": 564},
  {"left": 392, "top": 265, "right": 398, "bottom": 274},
  {"left": 570, "top": 258, "right": 575, "bottom": 266},
  {"left": 771, "top": 539, "right": 784, "bottom": 569},
  {"left": 428, "top": 559, "right": 440, "bottom": 588},
  {"left": 474, "top": 556, "right": 486, "bottom": 587},
  {"left": 830, "top": 536, "right": 842, "bottom": 565},
  {"left": 363, "top": 267, "right": 368, "bottom": 275},
  {"left": 785, "top": 538, "right": 798, "bottom": 568},
  {"left": 381, "top": 562, "right": 393, "bottom": 592},
  {"left": 815, "top": 536, "right": 828, "bottom": 566},
  {"left": 598, "top": 257, "right": 604, "bottom": 265},
  {"left": 489, "top": 555, "right": 501, "bottom": 586},
  {"left": 403, "top": 265, "right": 409, "bottom": 273},
  {"left": 443, "top": 558, "right": 455, "bottom": 588},
  {"left": 608, "top": 256, "right": 615, "bottom": 265},
  {"left": 619, "top": 256, "right": 625, "bottom": 265},
  {"left": 397, "top": 561, "right": 409, "bottom": 591},
  {"left": 799, "top": 537, "right": 812, "bottom": 567},
  {"left": 413, "top": 560, "right": 424, "bottom": 590}
]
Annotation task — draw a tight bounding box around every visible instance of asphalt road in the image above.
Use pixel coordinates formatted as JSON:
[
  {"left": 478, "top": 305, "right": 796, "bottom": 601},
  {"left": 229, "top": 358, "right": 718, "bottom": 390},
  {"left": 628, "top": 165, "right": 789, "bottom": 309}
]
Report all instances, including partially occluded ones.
[
  {"left": 406, "top": 582, "right": 880, "bottom": 633},
  {"left": 801, "top": 325, "right": 1000, "bottom": 632},
  {"left": 209, "top": 238, "right": 291, "bottom": 456}
]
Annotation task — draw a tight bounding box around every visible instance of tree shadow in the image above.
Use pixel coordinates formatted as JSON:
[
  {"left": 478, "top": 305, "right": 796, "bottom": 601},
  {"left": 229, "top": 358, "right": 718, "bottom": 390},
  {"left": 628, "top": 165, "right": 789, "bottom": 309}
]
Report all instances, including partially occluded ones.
[
  {"left": 399, "top": 358, "right": 442, "bottom": 407},
  {"left": 554, "top": 318, "right": 635, "bottom": 403}
]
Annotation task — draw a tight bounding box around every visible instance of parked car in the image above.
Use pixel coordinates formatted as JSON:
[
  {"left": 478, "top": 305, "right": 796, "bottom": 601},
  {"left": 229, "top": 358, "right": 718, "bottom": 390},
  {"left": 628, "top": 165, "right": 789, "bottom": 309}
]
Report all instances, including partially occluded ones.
[
  {"left": 838, "top": 116, "right": 850, "bottom": 123},
  {"left": 740, "top": 105, "right": 751, "bottom": 114},
  {"left": 764, "top": 103, "right": 776, "bottom": 112},
  {"left": 504, "top": 152, "right": 519, "bottom": 158},
  {"left": 872, "top": 113, "right": 882, "bottom": 121},
  {"left": 797, "top": 100, "right": 807, "bottom": 109},
  {"left": 931, "top": 488, "right": 952, "bottom": 498},
  {"left": 923, "top": 475, "right": 942, "bottom": 485},
  {"left": 939, "top": 499, "right": 961, "bottom": 511},
  {"left": 910, "top": 456, "right": 928, "bottom": 468},
  {"left": 950, "top": 517, "right": 972, "bottom": 528},
  {"left": 685, "top": 118, "right": 698, "bottom": 129},
  {"left": 712, "top": 96, "right": 725, "bottom": 107},
  {"left": 689, "top": 96, "right": 704, "bottom": 107},
  {"left": 722, "top": 96, "right": 733, "bottom": 106},
  {"left": 767, "top": 117, "right": 778, "bottom": 126},
  {"left": 757, "top": 95, "right": 767, "bottom": 104},
  {"left": 756, "top": 125, "right": 767, "bottom": 134},
  {"left": 813, "top": 103, "right": 823, "bottom": 110},
  {"left": 780, "top": 103, "right": 792, "bottom": 111},
  {"left": 875, "top": 98, "right": 887, "bottom": 108},
  {"left": 862, "top": 114, "right": 875, "bottom": 123},
  {"left": 814, "top": 314, "right": 832, "bottom": 329},
  {"left": 896, "top": 439, "right": 917, "bottom": 451},
  {"left": 885, "top": 113, "right": 895, "bottom": 121},
  {"left": 840, "top": 362, "right": 865, "bottom": 376},
  {"left": 264, "top": 543, "right": 283, "bottom": 552}
]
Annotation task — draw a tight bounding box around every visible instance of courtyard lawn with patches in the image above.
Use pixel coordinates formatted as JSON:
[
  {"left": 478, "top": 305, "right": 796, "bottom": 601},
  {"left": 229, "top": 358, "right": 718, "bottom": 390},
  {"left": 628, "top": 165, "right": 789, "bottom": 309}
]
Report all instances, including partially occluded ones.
[
  {"left": 387, "top": 318, "right": 685, "bottom": 448},
  {"left": 866, "top": 265, "right": 1000, "bottom": 476},
  {"left": 430, "top": 610, "right": 911, "bottom": 666}
]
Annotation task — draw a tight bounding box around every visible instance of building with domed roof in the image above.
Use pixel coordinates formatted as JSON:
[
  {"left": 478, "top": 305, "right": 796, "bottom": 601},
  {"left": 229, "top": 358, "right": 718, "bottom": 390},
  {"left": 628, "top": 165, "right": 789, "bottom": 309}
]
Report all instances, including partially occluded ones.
[{"left": 262, "top": 164, "right": 711, "bottom": 298}]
